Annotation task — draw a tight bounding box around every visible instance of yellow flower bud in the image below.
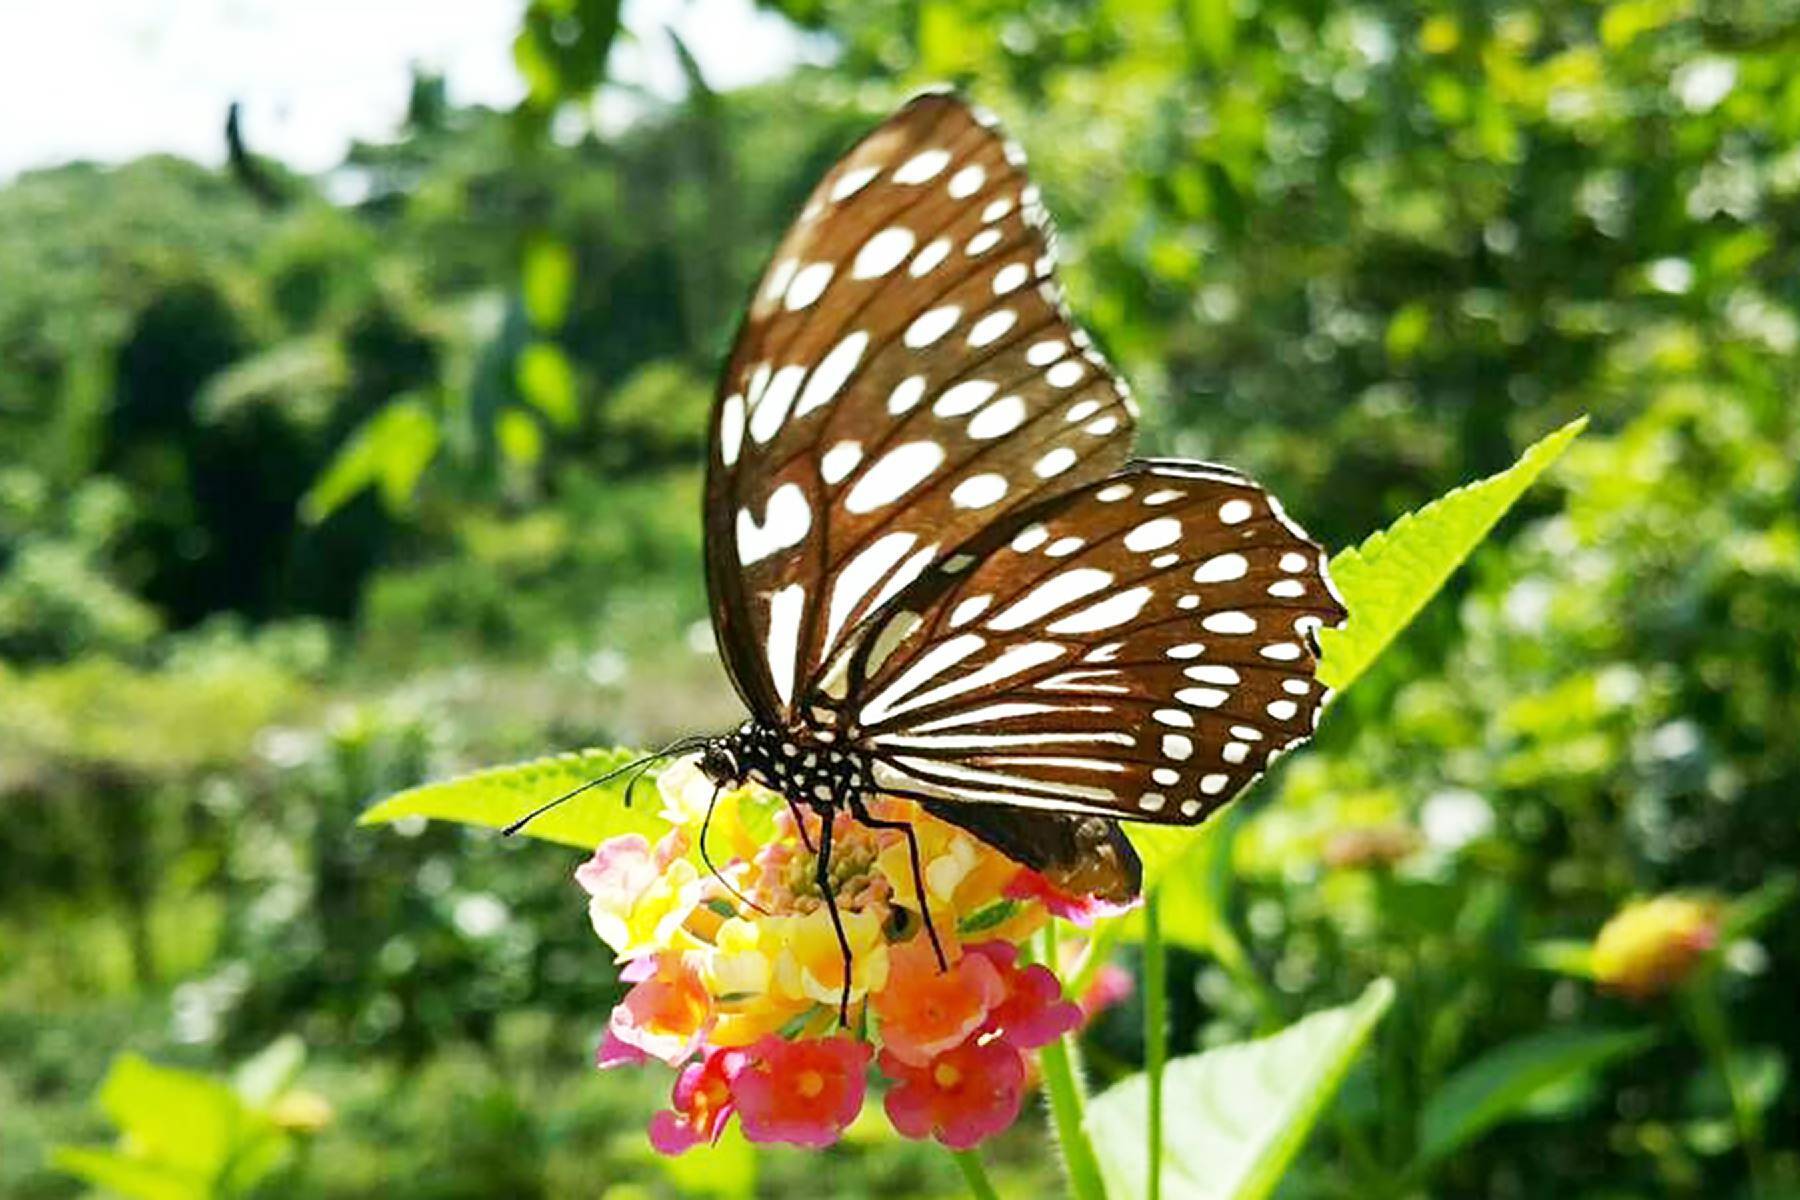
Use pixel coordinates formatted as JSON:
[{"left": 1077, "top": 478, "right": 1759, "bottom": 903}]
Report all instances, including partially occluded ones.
[{"left": 1591, "top": 895, "right": 1720, "bottom": 1001}]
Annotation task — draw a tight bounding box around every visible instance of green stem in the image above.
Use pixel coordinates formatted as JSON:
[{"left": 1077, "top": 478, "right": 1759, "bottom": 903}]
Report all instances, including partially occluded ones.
[
  {"left": 1144, "top": 889, "right": 1167, "bottom": 1200},
  {"left": 1683, "top": 978, "right": 1768, "bottom": 1197},
  {"left": 952, "top": 1148, "right": 1001, "bottom": 1200},
  {"left": 1037, "top": 924, "right": 1108, "bottom": 1200}
]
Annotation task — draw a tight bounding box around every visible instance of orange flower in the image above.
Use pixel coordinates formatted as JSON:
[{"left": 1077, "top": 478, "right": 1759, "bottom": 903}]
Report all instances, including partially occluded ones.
[
  {"left": 873, "top": 937, "right": 1005, "bottom": 1067},
  {"left": 608, "top": 953, "right": 714, "bottom": 1065}
]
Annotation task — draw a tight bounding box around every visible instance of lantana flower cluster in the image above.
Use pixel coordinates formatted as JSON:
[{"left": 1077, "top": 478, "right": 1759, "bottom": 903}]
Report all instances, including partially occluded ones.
[{"left": 575, "top": 757, "right": 1130, "bottom": 1153}]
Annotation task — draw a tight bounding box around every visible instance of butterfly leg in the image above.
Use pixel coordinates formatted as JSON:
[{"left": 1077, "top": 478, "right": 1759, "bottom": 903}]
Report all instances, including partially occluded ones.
[
  {"left": 847, "top": 794, "right": 948, "bottom": 973},
  {"left": 814, "top": 806, "right": 854, "bottom": 1026},
  {"left": 700, "top": 783, "right": 769, "bottom": 916},
  {"left": 787, "top": 798, "right": 818, "bottom": 853}
]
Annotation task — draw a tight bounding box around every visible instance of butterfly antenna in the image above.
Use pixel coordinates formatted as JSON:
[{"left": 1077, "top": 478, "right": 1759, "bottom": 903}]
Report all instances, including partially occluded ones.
[
  {"left": 699, "top": 782, "right": 769, "bottom": 917},
  {"left": 502, "top": 736, "right": 709, "bottom": 837}
]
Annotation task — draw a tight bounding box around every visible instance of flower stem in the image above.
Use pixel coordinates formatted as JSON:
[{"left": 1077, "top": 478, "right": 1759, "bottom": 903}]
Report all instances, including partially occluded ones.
[
  {"left": 951, "top": 1148, "right": 1001, "bottom": 1200},
  {"left": 1682, "top": 977, "right": 1769, "bottom": 1196},
  {"left": 1037, "top": 924, "right": 1107, "bottom": 1200},
  {"left": 1144, "top": 888, "right": 1167, "bottom": 1200}
]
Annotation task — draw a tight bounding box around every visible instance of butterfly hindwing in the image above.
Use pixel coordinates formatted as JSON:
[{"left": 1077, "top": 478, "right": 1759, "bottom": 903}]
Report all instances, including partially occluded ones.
[
  {"left": 704, "top": 92, "right": 1136, "bottom": 723},
  {"left": 848, "top": 460, "right": 1347, "bottom": 825}
]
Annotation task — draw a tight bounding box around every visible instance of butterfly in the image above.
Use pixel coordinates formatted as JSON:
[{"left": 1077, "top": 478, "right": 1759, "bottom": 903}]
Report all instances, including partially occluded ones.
[{"left": 516, "top": 90, "right": 1346, "bottom": 1019}]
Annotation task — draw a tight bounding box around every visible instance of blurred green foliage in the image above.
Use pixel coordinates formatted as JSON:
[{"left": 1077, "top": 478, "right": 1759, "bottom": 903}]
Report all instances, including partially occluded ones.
[{"left": 4, "top": 0, "right": 1799, "bottom": 1195}]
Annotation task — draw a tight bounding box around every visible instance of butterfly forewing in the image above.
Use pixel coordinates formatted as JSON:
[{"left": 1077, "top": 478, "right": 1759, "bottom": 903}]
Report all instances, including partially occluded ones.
[
  {"left": 705, "top": 92, "right": 1136, "bottom": 722},
  {"left": 848, "top": 461, "right": 1347, "bottom": 824}
]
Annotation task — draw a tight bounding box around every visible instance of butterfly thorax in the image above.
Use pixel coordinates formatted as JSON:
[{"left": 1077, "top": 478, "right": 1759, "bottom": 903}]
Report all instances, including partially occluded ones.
[{"left": 699, "top": 722, "right": 869, "bottom": 814}]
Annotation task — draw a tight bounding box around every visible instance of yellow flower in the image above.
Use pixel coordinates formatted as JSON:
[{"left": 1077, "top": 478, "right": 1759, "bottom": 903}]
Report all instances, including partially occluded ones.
[
  {"left": 770, "top": 907, "right": 890, "bottom": 1007},
  {"left": 575, "top": 831, "right": 704, "bottom": 960},
  {"left": 874, "top": 802, "right": 1015, "bottom": 918},
  {"left": 704, "top": 917, "right": 775, "bottom": 997},
  {"left": 1591, "top": 895, "right": 1721, "bottom": 1001}
]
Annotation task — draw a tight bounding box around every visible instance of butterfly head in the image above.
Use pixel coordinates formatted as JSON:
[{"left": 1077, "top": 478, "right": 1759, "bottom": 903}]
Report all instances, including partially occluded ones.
[{"left": 696, "top": 733, "right": 746, "bottom": 790}]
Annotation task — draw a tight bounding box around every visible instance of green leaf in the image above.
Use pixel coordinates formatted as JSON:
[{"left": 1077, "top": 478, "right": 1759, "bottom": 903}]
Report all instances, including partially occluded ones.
[
  {"left": 49, "top": 1146, "right": 199, "bottom": 1200},
  {"left": 521, "top": 236, "right": 575, "bottom": 330},
  {"left": 1315, "top": 416, "right": 1587, "bottom": 693},
  {"left": 1523, "top": 938, "right": 1596, "bottom": 978},
  {"left": 54, "top": 1053, "right": 292, "bottom": 1200},
  {"left": 1086, "top": 978, "right": 1394, "bottom": 1200},
  {"left": 301, "top": 396, "right": 441, "bottom": 523},
  {"left": 515, "top": 340, "right": 579, "bottom": 428},
  {"left": 357, "top": 747, "right": 675, "bottom": 851},
  {"left": 1416, "top": 1027, "right": 1656, "bottom": 1166},
  {"left": 98, "top": 1053, "right": 253, "bottom": 1177}
]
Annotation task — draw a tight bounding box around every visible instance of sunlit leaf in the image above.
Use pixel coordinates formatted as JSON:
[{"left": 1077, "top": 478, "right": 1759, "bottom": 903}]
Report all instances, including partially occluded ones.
[
  {"left": 1086, "top": 979, "right": 1394, "bottom": 1200},
  {"left": 49, "top": 1146, "right": 196, "bottom": 1200},
  {"left": 357, "top": 747, "right": 675, "bottom": 851},
  {"left": 53, "top": 1053, "right": 292, "bottom": 1200},
  {"left": 301, "top": 396, "right": 440, "bottom": 523},
  {"left": 1315, "top": 416, "right": 1588, "bottom": 693},
  {"left": 516, "top": 340, "right": 579, "bottom": 428},
  {"left": 497, "top": 408, "right": 546, "bottom": 466},
  {"left": 1416, "top": 1027, "right": 1656, "bottom": 1166},
  {"left": 521, "top": 236, "right": 576, "bottom": 330}
]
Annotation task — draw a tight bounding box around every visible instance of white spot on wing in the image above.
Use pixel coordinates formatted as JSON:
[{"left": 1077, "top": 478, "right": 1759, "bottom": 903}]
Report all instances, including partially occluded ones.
[
  {"left": 1193, "top": 554, "right": 1249, "bottom": 583},
  {"left": 967, "top": 394, "right": 1026, "bottom": 439},
  {"left": 933, "top": 379, "right": 997, "bottom": 417},
  {"left": 1124, "top": 517, "right": 1182, "bottom": 553},
  {"left": 1046, "top": 586, "right": 1153, "bottom": 634},
  {"left": 910, "top": 237, "right": 952, "bottom": 276},
  {"left": 888, "top": 375, "right": 927, "bottom": 414},
  {"left": 821, "top": 441, "right": 863, "bottom": 484},
  {"left": 844, "top": 442, "right": 946, "bottom": 513},
  {"left": 1202, "top": 611, "right": 1257, "bottom": 635},
  {"left": 948, "top": 165, "right": 986, "bottom": 198},
  {"left": 795, "top": 331, "right": 869, "bottom": 417},
  {"left": 765, "top": 582, "right": 806, "bottom": 705},
  {"left": 951, "top": 473, "right": 1008, "bottom": 509},
  {"left": 968, "top": 309, "right": 1017, "bottom": 347},
  {"left": 894, "top": 149, "right": 951, "bottom": 183},
  {"left": 1034, "top": 447, "right": 1077, "bottom": 477},
  {"left": 719, "top": 393, "right": 745, "bottom": 465},
  {"left": 784, "top": 262, "right": 834, "bottom": 310},
  {"left": 1219, "top": 499, "right": 1254, "bottom": 524},
  {"left": 989, "top": 568, "right": 1113, "bottom": 631},
  {"left": 750, "top": 365, "right": 804, "bottom": 443},
  {"left": 830, "top": 166, "right": 879, "bottom": 201},
  {"left": 736, "top": 483, "right": 812, "bottom": 565},
  {"left": 853, "top": 228, "right": 917, "bottom": 279},
  {"left": 905, "top": 306, "right": 962, "bottom": 348}
]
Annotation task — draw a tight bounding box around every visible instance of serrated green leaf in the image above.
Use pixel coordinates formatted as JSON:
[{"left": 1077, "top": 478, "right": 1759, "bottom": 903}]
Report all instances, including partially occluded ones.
[
  {"left": 357, "top": 747, "right": 675, "bottom": 851},
  {"left": 1086, "top": 979, "right": 1393, "bottom": 1200},
  {"left": 1315, "top": 416, "right": 1588, "bottom": 693},
  {"left": 1417, "top": 1026, "right": 1656, "bottom": 1166}
]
